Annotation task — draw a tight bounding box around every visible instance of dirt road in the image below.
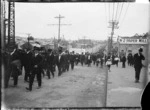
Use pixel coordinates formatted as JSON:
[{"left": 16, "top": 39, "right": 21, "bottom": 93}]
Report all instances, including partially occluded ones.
[{"left": 3, "top": 64, "right": 107, "bottom": 108}]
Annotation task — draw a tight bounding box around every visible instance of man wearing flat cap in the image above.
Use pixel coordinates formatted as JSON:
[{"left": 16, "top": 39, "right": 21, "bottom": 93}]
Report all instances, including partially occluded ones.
[{"left": 133, "top": 48, "right": 145, "bottom": 83}]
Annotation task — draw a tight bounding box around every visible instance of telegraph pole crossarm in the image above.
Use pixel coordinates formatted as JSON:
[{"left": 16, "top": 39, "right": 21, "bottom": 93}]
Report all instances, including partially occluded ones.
[
  {"left": 47, "top": 14, "right": 71, "bottom": 49},
  {"left": 108, "top": 20, "right": 119, "bottom": 54}
]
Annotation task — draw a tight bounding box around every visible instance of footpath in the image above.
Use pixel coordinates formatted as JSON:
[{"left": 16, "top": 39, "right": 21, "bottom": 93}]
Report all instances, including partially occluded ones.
[{"left": 107, "top": 62, "right": 146, "bottom": 108}]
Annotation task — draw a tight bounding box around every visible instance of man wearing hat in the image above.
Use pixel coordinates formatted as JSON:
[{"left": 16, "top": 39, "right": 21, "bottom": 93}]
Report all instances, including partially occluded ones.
[
  {"left": 47, "top": 49, "right": 55, "bottom": 78},
  {"left": 65, "top": 50, "right": 70, "bottom": 71},
  {"left": 121, "top": 54, "right": 126, "bottom": 68},
  {"left": 26, "top": 47, "right": 43, "bottom": 91},
  {"left": 10, "top": 46, "right": 22, "bottom": 87},
  {"left": 133, "top": 48, "right": 145, "bottom": 83},
  {"left": 70, "top": 51, "right": 75, "bottom": 70},
  {"left": 24, "top": 48, "right": 33, "bottom": 82}
]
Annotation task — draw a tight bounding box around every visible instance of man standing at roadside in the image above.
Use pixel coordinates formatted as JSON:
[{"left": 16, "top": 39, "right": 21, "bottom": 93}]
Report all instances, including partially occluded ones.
[
  {"left": 122, "top": 54, "right": 126, "bottom": 68},
  {"left": 133, "top": 48, "right": 145, "bottom": 83}
]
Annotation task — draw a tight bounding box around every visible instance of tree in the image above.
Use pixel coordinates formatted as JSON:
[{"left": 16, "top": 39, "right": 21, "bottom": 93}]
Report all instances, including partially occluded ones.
[{"left": 143, "top": 32, "right": 149, "bottom": 38}]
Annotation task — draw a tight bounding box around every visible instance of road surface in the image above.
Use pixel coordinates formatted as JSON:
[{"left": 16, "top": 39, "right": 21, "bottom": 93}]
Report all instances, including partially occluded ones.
[{"left": 3, "top": 63, "right": 107, "bottom": 108}]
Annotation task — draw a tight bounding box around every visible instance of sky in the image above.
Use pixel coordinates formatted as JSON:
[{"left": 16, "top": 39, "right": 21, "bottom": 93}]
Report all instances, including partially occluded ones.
[{"left": 15, "top": 2, "right": 149, "bottom": 41}]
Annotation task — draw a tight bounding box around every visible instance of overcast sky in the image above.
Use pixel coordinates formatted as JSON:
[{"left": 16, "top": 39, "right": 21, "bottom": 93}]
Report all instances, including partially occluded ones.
[{"left": 15, "top": 3, "right": 149, "bottom": 41}]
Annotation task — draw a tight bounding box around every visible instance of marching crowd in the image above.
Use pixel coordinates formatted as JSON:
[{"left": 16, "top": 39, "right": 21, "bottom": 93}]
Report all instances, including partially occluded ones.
[
  {"left": 2, "top": 45, "right": 145, "bottom": 91},
  {"left": 3, "top": 46, "right": 106, "bottom": 91}
]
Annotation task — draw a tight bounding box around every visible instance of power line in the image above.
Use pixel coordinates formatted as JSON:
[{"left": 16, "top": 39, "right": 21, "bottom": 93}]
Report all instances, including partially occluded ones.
[
  {"left": 116, "top": 3, "right": 121, "bottom": 22},
  {"left": 107, "top": 3, "right": 119, "bottom": 54},
  {"left": 119, "top": 3, "right": 130, "bottom": 28},
  {"left": 113, "top": 3, "right": 116, "bottom": 21},
  {"left": 47, "top": 14, "right": 71, "bottom": 48},
  {"left": 112, "top": 3, "right": 115, "bottom": 21},
  {"left": 115, "top": 3, "right": 119, "bottom": 21},
  {"left": 105, "top": 3, "right": 108, "bottom": 23},
  {"left": 117, "top": 3, "right": 124, "bottom": 23},
  {"left": 48, "top": 14, "right": 71, "bottom": 41},
  {"left": 109, "top": 3, "right": 111, "bottom": 21},
  {"left": 105, "top": 3, "right": 109, "bottom": 36}
]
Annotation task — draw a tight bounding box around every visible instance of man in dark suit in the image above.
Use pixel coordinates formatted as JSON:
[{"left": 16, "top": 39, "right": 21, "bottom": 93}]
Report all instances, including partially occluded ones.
[
  {"left": 24, "top": 49, "right": 33, "bottom": 82},
  {"left": 10, "top": 48, "right": 22, "bottom": 87},
  {"left": 70, "top": 51, "right": 75, "bottom": 70},
  {"left": 26, "top": 47, "right": 43, "bottom": 91},
  {"left": 53, "top": 51, "right": 57, "bottom": 72},
  {"left": 133, "top": 48, "right": 145, "bottom": 83},
  {"left": 122, "top": 54, "right": 126, "bottom": 68},
  {"left": 47, "top": 49, "right": 55, "bottom": 79},
  {"left": 80, "top": 52, "right": 85, "bottom": 66},
  {"left": 92, "top": 53, "right": 96, "bottom": 65},
  {"left": 65, "top": 50, "right": 70, "bottom": 71},
  {"left": 62, "top": 52, "right": 67, "bottom": 72}
]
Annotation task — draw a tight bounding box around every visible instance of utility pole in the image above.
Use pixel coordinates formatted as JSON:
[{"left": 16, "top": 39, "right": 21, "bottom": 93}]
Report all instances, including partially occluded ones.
[
  {"left": 48, "top": 14, "right": 71, "bottom": 48},
  {"left": 1, "top": 0, "right": 5, "bottom": 51},
  {"left": 8, "top": 1, "right": 15, "bottom": 50},
  {"left": 104, "top": 20, "right": 119, "bottom": 108},
  {"left": 3, "top": 0, "right": 7, "bottom": 47},
  {"left": 108, "top": 20, "right": 119, "bottom": 54},
  {"left": 1, "top": 0, "right": 6, "bottom": 89},
  {"left": 1, "top": 0, "right": 9, "bottom": 49},
  {"left": 27, "top": 33, "right": 31, "bottom": 48},
  {"left": 55, "top": 14, "right": 64, "bottom": 41}
]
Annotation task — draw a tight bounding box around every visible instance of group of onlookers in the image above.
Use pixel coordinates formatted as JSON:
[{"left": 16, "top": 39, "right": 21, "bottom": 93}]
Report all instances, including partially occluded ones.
[{"left": 105, "top": 47, "right": 145, "bottom": 83}]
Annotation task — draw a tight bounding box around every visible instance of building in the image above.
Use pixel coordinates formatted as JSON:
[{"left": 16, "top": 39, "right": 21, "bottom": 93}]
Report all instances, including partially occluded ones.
[
  {"left": 117, "top": 34, "right": 148, "bottom": 57},
  {"left": 70, "top": 39, "right": 93, "bottom": 49},
  {"left": 69, "top": 48, "right": 86, "bottom": 54}
]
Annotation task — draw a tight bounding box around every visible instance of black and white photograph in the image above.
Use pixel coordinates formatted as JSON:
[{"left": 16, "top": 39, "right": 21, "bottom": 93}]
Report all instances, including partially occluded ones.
[
  {"left": 9, "top": 0, "right": 136, "bottom": 3},
  {"left": 140, "top": 31, "right": 150, "bottom": 110},
  {"left": 1, "top": 0, "right": 149, "bottom": 109}
]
